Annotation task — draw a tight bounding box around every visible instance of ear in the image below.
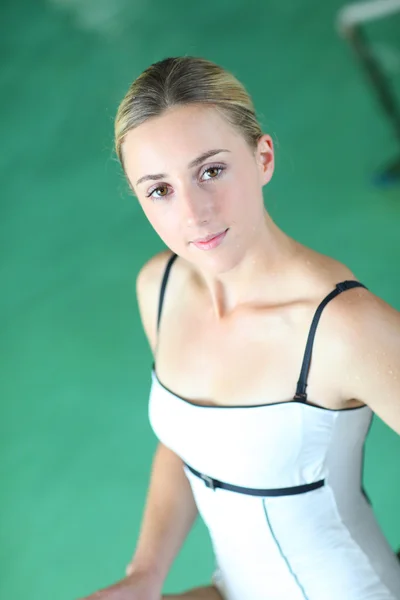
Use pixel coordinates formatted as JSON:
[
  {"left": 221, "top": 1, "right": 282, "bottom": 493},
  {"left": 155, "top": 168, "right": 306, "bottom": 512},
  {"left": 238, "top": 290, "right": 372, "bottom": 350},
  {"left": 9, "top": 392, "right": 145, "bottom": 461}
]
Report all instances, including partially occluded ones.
[{"left": 255, "top": 134, "right": 274, "bottom": 185}]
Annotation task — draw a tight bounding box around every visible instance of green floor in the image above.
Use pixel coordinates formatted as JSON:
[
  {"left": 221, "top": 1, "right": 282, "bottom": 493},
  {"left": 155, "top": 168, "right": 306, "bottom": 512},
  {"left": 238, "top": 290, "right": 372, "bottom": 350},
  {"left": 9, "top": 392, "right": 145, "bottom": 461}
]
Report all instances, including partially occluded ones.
[{"left": 1, "top": 1, "right": 400, "bottom": 598}]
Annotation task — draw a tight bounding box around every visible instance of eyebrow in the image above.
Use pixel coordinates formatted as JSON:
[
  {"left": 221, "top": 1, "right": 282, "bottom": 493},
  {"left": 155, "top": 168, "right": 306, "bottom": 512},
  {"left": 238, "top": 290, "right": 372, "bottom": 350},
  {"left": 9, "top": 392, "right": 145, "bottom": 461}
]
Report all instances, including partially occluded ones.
[{"left": 135, "top": 149, "right": 230, "bottom": 186}]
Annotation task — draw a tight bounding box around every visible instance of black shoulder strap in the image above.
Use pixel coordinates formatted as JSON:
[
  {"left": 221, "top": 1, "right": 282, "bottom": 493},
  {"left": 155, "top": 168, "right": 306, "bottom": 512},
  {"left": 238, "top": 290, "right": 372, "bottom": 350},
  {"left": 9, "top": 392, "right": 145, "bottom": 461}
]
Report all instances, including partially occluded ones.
[
  {"left": 157, "top": 253, "right": 178, "bottom": 332},
  {"left": 294, "top": 280, "right": 368, "bottom": 401}
]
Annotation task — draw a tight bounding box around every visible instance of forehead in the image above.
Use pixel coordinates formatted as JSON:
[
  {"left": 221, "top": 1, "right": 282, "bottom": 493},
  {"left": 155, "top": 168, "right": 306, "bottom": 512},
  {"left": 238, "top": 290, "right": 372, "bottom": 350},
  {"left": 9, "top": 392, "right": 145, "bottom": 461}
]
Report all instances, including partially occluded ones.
[{"left": 122, "top": 104, "right": 245, "bottom": 177}]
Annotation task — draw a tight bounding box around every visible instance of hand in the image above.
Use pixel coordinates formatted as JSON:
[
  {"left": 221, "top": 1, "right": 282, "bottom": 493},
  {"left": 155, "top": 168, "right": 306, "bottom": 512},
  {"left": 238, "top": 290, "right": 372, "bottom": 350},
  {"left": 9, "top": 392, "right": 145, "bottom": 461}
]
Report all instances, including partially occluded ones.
[{"left": 77, "top": 571, "right": 162, "bottom": 600}]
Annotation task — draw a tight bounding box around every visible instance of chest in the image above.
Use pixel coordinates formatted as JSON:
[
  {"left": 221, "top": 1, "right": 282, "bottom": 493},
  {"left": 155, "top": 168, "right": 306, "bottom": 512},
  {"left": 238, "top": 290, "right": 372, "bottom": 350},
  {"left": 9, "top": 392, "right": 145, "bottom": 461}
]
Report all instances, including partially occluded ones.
[{"left": 154, "top": 300, "right": 347, "bottom": 409}]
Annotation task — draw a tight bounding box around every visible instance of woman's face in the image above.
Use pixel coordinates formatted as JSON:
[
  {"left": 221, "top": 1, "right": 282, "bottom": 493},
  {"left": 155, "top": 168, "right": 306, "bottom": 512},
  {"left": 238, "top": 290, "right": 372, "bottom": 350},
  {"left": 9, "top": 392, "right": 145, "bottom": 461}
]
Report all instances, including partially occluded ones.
[{"left": 122, "top": 103, "right": 274, "bottom": 272}]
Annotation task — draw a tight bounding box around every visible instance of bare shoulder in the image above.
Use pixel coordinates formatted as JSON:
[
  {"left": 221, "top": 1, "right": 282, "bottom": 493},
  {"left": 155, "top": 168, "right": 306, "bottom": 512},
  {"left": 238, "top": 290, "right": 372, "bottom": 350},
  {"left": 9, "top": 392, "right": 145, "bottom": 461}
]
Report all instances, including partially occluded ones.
[
  {"left": 320, "top": 260, "right": 400, "bottom": 339},
  {"left": 301, "top": 250, "right": 400, "bottom": 412},
  {"left": 136, "top": 248, "right": 176, "bottom": 292},
  {"left": 136, "top": 249, "right": 177, "bottom": 355},
  {"left": 306, "top": 248, "right": 394, "bottom": 344},
  {"left": 318, "top": 259, "right": 400, "bottom": 396},
  {"left": 334, "top": 283, "right": 400, "bottom": 346},
  {"left": 334, "top": 285, "right": 400, "bottom": 429},
  {"left": 299, "top": 245, "right": 358, "bottom": 289}
]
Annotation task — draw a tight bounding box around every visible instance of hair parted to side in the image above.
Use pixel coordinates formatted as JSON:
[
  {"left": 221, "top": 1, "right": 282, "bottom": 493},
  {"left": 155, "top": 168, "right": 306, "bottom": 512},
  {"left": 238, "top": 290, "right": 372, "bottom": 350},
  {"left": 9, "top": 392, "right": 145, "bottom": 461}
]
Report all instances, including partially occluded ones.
[{"left": 114, "top": 56, "right": 263, "bottom": 167}]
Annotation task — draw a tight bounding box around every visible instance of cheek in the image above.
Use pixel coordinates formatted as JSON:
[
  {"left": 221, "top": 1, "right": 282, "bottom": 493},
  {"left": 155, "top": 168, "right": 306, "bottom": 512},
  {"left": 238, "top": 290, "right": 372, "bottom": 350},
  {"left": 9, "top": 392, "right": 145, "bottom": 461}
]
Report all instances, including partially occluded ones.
[
  {"left": 227, "top": 172, "right": 262, "bottom": 216},
  {"left": 140, "top": 201, "right": 182, "bottom": 244}
]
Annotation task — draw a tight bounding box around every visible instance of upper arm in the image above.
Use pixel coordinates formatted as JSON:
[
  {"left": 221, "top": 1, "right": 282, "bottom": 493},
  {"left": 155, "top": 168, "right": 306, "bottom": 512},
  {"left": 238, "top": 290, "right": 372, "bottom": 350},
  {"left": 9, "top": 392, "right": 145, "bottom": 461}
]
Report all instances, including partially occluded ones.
[
  {"left": 136, "top": 250, "right": 175, "bottom": 357},
  {"left": 341, "top": 291, "right": 400, "bottom": 435}
]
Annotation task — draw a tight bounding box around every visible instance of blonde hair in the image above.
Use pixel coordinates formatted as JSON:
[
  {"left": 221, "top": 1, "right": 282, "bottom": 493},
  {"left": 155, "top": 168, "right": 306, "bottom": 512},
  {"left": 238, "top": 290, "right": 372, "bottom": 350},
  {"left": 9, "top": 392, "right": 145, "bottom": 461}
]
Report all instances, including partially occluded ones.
[{"left": 114, "top": 56, "right": 263, "bottom": 167}]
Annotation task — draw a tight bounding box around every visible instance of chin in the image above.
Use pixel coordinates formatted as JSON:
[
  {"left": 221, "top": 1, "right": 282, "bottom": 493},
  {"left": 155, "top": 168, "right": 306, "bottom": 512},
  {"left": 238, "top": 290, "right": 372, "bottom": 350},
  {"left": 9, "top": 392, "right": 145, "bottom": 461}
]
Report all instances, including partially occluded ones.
[{"left": 191, "top": 247, "right": 246, "bottom": 275}]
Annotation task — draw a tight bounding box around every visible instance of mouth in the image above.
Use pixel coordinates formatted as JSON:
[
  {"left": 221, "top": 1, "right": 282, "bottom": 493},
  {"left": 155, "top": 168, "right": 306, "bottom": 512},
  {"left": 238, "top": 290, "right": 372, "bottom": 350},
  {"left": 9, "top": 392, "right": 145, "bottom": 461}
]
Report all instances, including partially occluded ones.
[
  {"left": 192, "top": 229, "right": 228, "bottom": 243},
  {"left": 190, "top": 228, "right": 229, "bottom": 251}
]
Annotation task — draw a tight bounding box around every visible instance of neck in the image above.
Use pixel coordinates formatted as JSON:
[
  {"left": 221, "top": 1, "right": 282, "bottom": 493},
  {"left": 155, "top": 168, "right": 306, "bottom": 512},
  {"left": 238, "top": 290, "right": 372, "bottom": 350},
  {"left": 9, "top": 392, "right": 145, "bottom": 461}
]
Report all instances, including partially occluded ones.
[{"left": 197, "top": 214, "right": 300, "bottom": 320}]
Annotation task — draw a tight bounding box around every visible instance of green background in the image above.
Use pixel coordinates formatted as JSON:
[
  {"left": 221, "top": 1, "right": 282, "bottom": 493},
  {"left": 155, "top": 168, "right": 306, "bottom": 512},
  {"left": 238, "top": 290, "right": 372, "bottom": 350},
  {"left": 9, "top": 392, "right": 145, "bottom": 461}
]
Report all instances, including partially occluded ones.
[{"left": 1, "top": 1, "right": 399, "bottom": 598}]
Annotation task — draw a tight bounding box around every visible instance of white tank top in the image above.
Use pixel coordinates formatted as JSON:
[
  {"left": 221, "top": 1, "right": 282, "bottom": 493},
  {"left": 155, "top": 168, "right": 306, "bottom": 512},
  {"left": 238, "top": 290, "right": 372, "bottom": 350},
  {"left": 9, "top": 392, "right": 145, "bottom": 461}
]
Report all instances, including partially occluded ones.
[{"left": 148, "top": 253, "right": 400, "bottom": 600}]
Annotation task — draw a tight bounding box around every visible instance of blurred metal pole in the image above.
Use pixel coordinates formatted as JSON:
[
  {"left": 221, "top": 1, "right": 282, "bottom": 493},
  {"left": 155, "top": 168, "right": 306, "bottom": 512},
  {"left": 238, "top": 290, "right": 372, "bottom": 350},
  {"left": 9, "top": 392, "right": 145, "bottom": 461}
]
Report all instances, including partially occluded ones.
[{"left": 337, "top": 0, "right": 400, "bottom": 183}]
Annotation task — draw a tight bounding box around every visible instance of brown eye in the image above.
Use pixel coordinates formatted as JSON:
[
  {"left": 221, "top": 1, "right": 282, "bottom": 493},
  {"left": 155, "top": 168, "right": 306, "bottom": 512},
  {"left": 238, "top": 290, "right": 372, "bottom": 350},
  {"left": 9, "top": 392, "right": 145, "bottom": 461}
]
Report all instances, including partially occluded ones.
[
  {"left": 156, "top": 186, "right": 168, "bottom": 196},
  {"left": 201, "top": 165, "right": 225, "bottom": 182},
  {"left": 148, "top": 185, "right": 170, "bottom": 199}
]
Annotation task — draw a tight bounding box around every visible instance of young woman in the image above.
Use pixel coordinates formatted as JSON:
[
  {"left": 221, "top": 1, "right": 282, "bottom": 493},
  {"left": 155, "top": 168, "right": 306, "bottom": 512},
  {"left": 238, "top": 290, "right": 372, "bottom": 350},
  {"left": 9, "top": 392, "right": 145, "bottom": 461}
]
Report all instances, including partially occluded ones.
[{"left": 81, "top": 56, "right": 400, "bottom": 600}]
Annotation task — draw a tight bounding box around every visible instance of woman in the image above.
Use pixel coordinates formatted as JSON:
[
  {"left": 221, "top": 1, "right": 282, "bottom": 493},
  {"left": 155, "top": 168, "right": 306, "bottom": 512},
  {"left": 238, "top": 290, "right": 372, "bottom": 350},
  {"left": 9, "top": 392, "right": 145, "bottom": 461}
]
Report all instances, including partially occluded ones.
[{"left": 81, "top": 57, "right": 400, "bottom": 600}]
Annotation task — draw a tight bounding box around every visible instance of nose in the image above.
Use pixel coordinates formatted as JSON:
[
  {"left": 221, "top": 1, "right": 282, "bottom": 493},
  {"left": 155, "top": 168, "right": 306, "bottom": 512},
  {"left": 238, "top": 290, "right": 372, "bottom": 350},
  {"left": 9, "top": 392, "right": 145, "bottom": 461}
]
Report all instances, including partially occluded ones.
[{"left": 180, "top": 185, "right": 213, "bottom": 228}]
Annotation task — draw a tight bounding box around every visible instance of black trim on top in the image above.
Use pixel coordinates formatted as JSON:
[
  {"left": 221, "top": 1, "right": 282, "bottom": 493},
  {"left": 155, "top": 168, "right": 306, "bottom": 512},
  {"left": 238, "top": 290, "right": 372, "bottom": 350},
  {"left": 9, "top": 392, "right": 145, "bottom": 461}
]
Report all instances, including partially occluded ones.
[
  {"left": 185, "top": 463, "right": 325, "bottom": 496},
  {"left": 152, "top": 364, "right": 369, "bottom": 411}
]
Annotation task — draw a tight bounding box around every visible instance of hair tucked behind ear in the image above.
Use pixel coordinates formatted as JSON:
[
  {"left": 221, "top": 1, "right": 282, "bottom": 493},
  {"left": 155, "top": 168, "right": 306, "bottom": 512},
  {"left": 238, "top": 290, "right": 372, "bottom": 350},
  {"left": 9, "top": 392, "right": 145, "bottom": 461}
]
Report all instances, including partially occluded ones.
[{"left": 115, "top": 56, "right": 263, "bottom": 167}]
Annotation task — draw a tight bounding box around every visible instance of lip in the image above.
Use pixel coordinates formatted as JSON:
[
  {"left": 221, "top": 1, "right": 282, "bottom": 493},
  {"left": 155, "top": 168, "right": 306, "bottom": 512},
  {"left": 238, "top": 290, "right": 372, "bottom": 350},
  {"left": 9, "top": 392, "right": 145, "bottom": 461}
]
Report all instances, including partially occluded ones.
[
  {"left": 192, "top": 229, "right": 228, "bottom": 243},
  {"left": 191, "top": 228, "right": 228, "bottom": 250}
]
